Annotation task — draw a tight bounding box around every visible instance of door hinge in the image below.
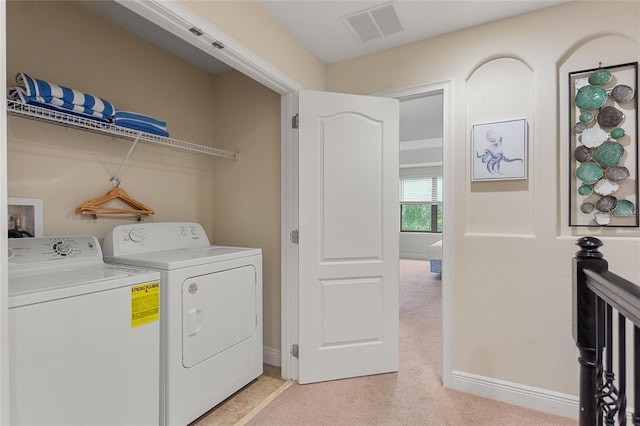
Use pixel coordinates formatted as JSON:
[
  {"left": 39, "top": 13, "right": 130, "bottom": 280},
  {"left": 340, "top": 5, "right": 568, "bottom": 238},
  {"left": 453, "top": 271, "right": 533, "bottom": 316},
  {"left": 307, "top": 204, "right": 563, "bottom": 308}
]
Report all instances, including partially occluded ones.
[
  {"left": 292, "top": 114, "right": 299, "bottom": 129},
  {"left": 291, "top": 344, "right": 299, "bottom": 358},
  {"left": 291, "top": 230, "right": 299, "bottom": 244}
]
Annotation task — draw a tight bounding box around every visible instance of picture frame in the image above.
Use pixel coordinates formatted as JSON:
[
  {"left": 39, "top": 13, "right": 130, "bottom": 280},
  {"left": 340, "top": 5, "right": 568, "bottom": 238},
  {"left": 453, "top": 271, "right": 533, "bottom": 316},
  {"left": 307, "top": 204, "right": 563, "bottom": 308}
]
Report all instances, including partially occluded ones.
[
  {"left": 568, "top": 62, "right": 638, "bottom": 227},
  {"left": 471, "top": 118, "right": 527, "bottom": 181}
]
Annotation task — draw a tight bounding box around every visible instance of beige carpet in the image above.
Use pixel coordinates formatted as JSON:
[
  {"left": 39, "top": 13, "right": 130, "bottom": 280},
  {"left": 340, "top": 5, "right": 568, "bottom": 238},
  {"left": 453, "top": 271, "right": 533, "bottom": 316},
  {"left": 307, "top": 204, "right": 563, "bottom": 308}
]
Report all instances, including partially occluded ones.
[{"left": 247, "top": 259, "right": 577, "bottom": 426}]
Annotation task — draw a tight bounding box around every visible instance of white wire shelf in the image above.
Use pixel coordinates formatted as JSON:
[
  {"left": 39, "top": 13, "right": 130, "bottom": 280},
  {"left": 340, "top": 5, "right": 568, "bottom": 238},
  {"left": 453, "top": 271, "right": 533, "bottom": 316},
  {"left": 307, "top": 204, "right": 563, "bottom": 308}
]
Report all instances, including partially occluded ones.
[{"left": 6, "top": 100, "right": 239, "bottom": 160}]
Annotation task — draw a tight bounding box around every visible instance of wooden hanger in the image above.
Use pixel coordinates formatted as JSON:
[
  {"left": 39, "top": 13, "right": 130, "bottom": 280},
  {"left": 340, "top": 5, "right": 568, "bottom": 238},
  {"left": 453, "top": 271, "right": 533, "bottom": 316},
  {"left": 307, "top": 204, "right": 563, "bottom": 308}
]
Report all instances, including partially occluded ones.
[{"left": 77, "top": 187, "right": 155, "bottom": 217}]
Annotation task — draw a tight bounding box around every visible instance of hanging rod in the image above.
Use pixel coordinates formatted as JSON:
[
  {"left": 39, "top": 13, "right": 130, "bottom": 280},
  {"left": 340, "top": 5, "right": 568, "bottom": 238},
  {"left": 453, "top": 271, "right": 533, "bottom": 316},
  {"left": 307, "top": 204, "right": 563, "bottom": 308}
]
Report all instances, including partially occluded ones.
[{"left": 6, "top": 100, "right": 239, "bottom": 160}]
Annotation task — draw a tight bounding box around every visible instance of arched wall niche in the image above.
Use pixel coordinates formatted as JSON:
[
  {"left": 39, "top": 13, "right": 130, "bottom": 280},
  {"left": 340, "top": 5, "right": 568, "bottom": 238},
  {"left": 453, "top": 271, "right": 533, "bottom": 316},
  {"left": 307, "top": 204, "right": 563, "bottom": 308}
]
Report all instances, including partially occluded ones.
[
  {"left": 466, "top": 56, "right": 534, "bottom": 236},
  {"left": 558, "top": 34, "right": 640, "bottom": 235},
  {"left": 467, "top": 54, "right": 534, "bottom": 80}
]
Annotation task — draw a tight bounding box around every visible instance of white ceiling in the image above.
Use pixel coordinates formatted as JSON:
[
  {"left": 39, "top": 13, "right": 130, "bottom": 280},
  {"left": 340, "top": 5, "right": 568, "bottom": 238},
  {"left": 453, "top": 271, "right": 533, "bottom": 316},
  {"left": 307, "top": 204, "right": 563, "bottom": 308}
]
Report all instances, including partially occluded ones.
[
  {"left": 253, "top": 0, "right": 566, "bottom": 148},
  {"left": 79, "top": 0, "right": 569, "bottom": 75},
  {"left": 76, "top": 0, "right": 567, "bottom": 149},
  {"left": 400, "top": 92, "right": 443, "bottom": 143},
  {"left": 258, "top": 0, "right": 568, "bottom": 64}
]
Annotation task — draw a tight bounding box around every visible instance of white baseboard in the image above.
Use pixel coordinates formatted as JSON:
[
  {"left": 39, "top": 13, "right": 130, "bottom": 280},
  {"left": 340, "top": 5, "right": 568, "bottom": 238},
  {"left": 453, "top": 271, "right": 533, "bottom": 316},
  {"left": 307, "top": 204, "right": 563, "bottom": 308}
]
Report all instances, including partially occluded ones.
[
  {"left": 263, "top": 346, "right": 281, "bottom": 367},
  {"left": 450, "top": 370, "right": 578, "bottom": 420}
]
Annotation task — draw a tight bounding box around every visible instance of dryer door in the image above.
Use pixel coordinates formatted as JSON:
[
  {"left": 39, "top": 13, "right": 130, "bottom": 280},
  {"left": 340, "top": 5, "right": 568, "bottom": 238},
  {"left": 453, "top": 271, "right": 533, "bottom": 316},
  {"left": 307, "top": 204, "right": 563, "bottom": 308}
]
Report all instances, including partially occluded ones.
[{"left": 182, "top": 265, "right": 257, "bottom": 368}]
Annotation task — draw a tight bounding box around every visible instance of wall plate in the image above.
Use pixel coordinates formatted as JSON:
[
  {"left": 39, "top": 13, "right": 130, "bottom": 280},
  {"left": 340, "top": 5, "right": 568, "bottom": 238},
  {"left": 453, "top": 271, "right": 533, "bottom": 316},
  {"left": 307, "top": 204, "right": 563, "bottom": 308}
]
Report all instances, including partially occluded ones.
[{"left": 8, "top": 197, "right": 43, "bottom": 237}]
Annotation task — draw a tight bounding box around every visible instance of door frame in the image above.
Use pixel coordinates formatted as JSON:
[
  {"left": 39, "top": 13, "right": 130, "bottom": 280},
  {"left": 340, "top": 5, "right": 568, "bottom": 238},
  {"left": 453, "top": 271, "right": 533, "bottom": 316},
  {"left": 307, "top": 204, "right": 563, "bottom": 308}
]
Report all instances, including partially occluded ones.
[
  {"left": 377, "top": 83, "right": 453, "bottom": 387},
  {"left": 0, "top": 2, "right": 454, "bottom": 395},
  {"left": 1, "top": 2, "right": 9, "bottom": 423}
]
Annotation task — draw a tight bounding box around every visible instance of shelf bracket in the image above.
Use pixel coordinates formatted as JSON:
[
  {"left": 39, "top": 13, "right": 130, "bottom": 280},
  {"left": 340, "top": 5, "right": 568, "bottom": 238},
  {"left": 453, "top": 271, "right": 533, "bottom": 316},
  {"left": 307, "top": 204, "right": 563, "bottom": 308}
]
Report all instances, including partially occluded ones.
[{"left": 111, "top": 134, "right": 141, "bottom": 187}]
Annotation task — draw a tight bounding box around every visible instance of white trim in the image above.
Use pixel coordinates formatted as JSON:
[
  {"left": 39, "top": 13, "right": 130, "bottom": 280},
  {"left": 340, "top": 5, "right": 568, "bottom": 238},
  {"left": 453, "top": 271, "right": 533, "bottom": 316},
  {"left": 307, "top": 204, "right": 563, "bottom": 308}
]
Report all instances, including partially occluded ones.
[
  {"left": 400, "top": 162, "right": 443, "bottom": 169},
  {"left": 1, "top": 1, "right": 9, "bottom": 423},
  {"left": 463, "top": 232, "right": 537, "bottom": 240},
  {"left": 263, "top": 346, "right": 281, "bottom": 367},
  {"left": 441, "top": 82, "right": 453, "bottom": 387},
  {"left": 400, "top": 138, "right": 442, "bottom": 150},
  {"left": 114, "top": 1, "right": 298, "bottom": 95},
  {"left": 451, "top": 370, "right": 578, "bottom": 420},
  {"left": 280, "top": 93, "right": 299, "bottom": 381},
  {"left": 377, "top": 81, "right": 453, "bottom": 388}
]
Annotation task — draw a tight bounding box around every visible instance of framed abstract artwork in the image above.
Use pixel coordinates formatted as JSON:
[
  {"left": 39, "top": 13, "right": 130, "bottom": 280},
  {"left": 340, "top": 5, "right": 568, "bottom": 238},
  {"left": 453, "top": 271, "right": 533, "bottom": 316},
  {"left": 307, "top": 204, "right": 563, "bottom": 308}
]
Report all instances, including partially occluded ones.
[
  {"left": 471, "top": 118, "right": 527, "bottom": 181},
  {"left": 569, "top": 62, "right": 638, "bottom": 227}
]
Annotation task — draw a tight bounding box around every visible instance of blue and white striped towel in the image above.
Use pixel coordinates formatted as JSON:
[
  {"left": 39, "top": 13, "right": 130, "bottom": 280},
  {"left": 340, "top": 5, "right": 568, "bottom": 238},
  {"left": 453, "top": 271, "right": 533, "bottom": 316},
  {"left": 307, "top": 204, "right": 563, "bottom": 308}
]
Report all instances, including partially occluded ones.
[
  {"left": 113, "top": 111, "right": 169, "bottom": 137},
  {"left": 11, "top": 72, "right": 115, "bottom": 119},
  {"left": 10, "top": 97, "right": 112, "bottom": 123}
]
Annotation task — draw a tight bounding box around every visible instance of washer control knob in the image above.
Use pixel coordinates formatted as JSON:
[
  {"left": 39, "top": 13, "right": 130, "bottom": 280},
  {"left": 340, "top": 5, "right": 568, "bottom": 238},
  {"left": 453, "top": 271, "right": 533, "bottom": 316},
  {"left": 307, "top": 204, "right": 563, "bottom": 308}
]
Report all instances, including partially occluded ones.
[
  {"left": 53, "top": 241, "right": 72, "bottom": 256},
  {"left": 129, "top": 229, "right": 143, "bottom": 242},
  {"left": 180, "top": 229, "right": 188, "bottom": 236}
]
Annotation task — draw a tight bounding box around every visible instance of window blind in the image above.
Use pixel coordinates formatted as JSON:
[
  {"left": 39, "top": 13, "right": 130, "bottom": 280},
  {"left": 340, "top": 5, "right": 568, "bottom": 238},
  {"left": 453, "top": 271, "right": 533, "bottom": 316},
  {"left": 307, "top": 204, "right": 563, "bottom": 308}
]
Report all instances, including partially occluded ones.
[{"left": 400, "top": 176, "right": 442, "bottom": 203}]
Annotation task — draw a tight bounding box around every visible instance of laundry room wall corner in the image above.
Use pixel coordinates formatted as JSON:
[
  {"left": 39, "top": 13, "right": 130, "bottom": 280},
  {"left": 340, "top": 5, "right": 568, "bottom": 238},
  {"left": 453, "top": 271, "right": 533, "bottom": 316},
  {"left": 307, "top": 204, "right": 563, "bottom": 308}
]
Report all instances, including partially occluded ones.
[{"left": 208, "top": 69, "right": 283, "bottom": 357}]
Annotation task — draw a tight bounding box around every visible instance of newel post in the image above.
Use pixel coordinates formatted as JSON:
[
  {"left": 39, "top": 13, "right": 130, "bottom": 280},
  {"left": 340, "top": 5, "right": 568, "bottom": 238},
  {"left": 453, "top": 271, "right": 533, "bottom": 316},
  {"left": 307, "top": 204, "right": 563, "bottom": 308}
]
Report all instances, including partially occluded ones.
[{"left": 573, "top": 237, "right": 607, "bottom": 426}]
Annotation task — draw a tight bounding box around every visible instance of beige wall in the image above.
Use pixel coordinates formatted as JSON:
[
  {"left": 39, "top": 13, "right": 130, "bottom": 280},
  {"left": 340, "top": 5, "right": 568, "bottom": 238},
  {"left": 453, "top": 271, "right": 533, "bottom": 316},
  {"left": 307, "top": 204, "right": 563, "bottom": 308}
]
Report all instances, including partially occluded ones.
[
  {"left": 182, "top": 0, "right": 326, "bottom": 91},
  {"left": 6, "top": 1, "right": 283, "bottom": 350},
  {"left": 7, "top": 0, "right": 217, "bottom": 239},
  {"left": 208, "top": 70, "right": 282, "bottom": 354},
  {"left": 327, "top": 0, "right": 640, "bottom": 395}
]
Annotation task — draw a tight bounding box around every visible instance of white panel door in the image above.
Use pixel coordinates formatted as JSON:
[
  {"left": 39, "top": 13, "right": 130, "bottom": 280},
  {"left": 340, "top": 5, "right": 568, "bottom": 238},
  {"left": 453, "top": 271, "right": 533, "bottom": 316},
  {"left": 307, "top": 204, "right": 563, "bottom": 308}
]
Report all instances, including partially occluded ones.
[{"left": 298, "top": 90, "right": 399, "bottom": 384}]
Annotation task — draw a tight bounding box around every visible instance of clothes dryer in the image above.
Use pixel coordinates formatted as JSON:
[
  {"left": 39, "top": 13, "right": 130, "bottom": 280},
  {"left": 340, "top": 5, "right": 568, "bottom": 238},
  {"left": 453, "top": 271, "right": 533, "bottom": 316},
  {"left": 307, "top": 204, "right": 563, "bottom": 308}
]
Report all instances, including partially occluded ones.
[
  {"left": 103, "top": 222, "right": 263, "bottom": 426},
  {"left": 8, "top": 236, "right": 161, "bottom": 426}
]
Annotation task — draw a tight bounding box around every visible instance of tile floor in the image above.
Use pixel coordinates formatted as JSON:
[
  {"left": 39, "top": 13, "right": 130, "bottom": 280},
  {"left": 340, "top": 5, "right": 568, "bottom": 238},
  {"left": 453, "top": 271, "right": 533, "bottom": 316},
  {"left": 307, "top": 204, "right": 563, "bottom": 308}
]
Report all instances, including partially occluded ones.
[{"left": 190, "top": 365, "right": 290, "bottom": 426}]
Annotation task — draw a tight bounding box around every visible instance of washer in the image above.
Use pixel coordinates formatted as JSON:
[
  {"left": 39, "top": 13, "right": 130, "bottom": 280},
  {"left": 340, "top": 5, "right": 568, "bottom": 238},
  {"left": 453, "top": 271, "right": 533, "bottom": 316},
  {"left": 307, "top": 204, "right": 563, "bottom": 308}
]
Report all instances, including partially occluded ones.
[
  {"left": 8, "top": 236, "right": 161, "bottom": 426},
  {"left": 103, "top": 222, "right": 263, "bottom": 426}
]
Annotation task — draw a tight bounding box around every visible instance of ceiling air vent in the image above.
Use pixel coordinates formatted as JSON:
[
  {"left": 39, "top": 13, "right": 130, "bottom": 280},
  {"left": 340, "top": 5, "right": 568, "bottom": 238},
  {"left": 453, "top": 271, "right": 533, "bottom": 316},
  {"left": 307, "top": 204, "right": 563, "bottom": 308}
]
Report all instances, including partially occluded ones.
[{"left": 343, "top": 2, "right": 405, "bottom": 43}]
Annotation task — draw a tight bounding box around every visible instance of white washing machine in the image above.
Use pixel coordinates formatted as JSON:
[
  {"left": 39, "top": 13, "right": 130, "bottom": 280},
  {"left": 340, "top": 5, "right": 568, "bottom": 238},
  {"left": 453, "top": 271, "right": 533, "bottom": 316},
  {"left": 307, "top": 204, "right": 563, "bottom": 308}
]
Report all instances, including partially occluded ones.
[
  {"left": 103, "top": 222, "right": 263, "bottom": 426},
  {"left": 8, "top": 236, "right": 161, "bottom": 426}
]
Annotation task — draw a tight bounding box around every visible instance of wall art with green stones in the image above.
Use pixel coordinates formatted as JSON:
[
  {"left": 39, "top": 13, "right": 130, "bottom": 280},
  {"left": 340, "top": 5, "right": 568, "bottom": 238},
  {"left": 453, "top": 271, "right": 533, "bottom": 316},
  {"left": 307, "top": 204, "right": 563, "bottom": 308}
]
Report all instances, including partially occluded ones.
[{"left": 570, "top": 62, "right": 638, "bottom": 227}]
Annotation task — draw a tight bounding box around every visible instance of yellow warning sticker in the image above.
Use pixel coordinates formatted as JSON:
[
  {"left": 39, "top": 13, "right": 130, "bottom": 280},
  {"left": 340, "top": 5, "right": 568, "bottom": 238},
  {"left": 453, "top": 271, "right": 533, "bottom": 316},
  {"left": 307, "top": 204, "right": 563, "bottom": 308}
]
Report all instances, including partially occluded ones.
[{"left": 131, "top": 281, "right": 160, "bottom": 328}]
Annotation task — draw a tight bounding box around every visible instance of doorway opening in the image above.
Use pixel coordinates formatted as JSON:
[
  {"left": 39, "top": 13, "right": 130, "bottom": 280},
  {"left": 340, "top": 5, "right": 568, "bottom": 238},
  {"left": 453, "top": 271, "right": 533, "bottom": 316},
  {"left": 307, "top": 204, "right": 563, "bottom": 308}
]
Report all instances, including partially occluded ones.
[
  {"left": 382, "top": 83, "right": 451, "bottom": 387},
  {"left": 399, "top": 91, "right": 443, "bottom": 258}
]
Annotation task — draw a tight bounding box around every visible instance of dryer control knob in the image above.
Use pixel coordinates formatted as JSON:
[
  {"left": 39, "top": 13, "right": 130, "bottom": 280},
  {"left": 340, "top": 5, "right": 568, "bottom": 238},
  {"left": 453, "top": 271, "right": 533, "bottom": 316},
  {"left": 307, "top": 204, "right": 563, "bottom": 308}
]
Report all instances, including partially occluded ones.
[{"left": 129, "top": 229, "right": 144, "bottom": 242}]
